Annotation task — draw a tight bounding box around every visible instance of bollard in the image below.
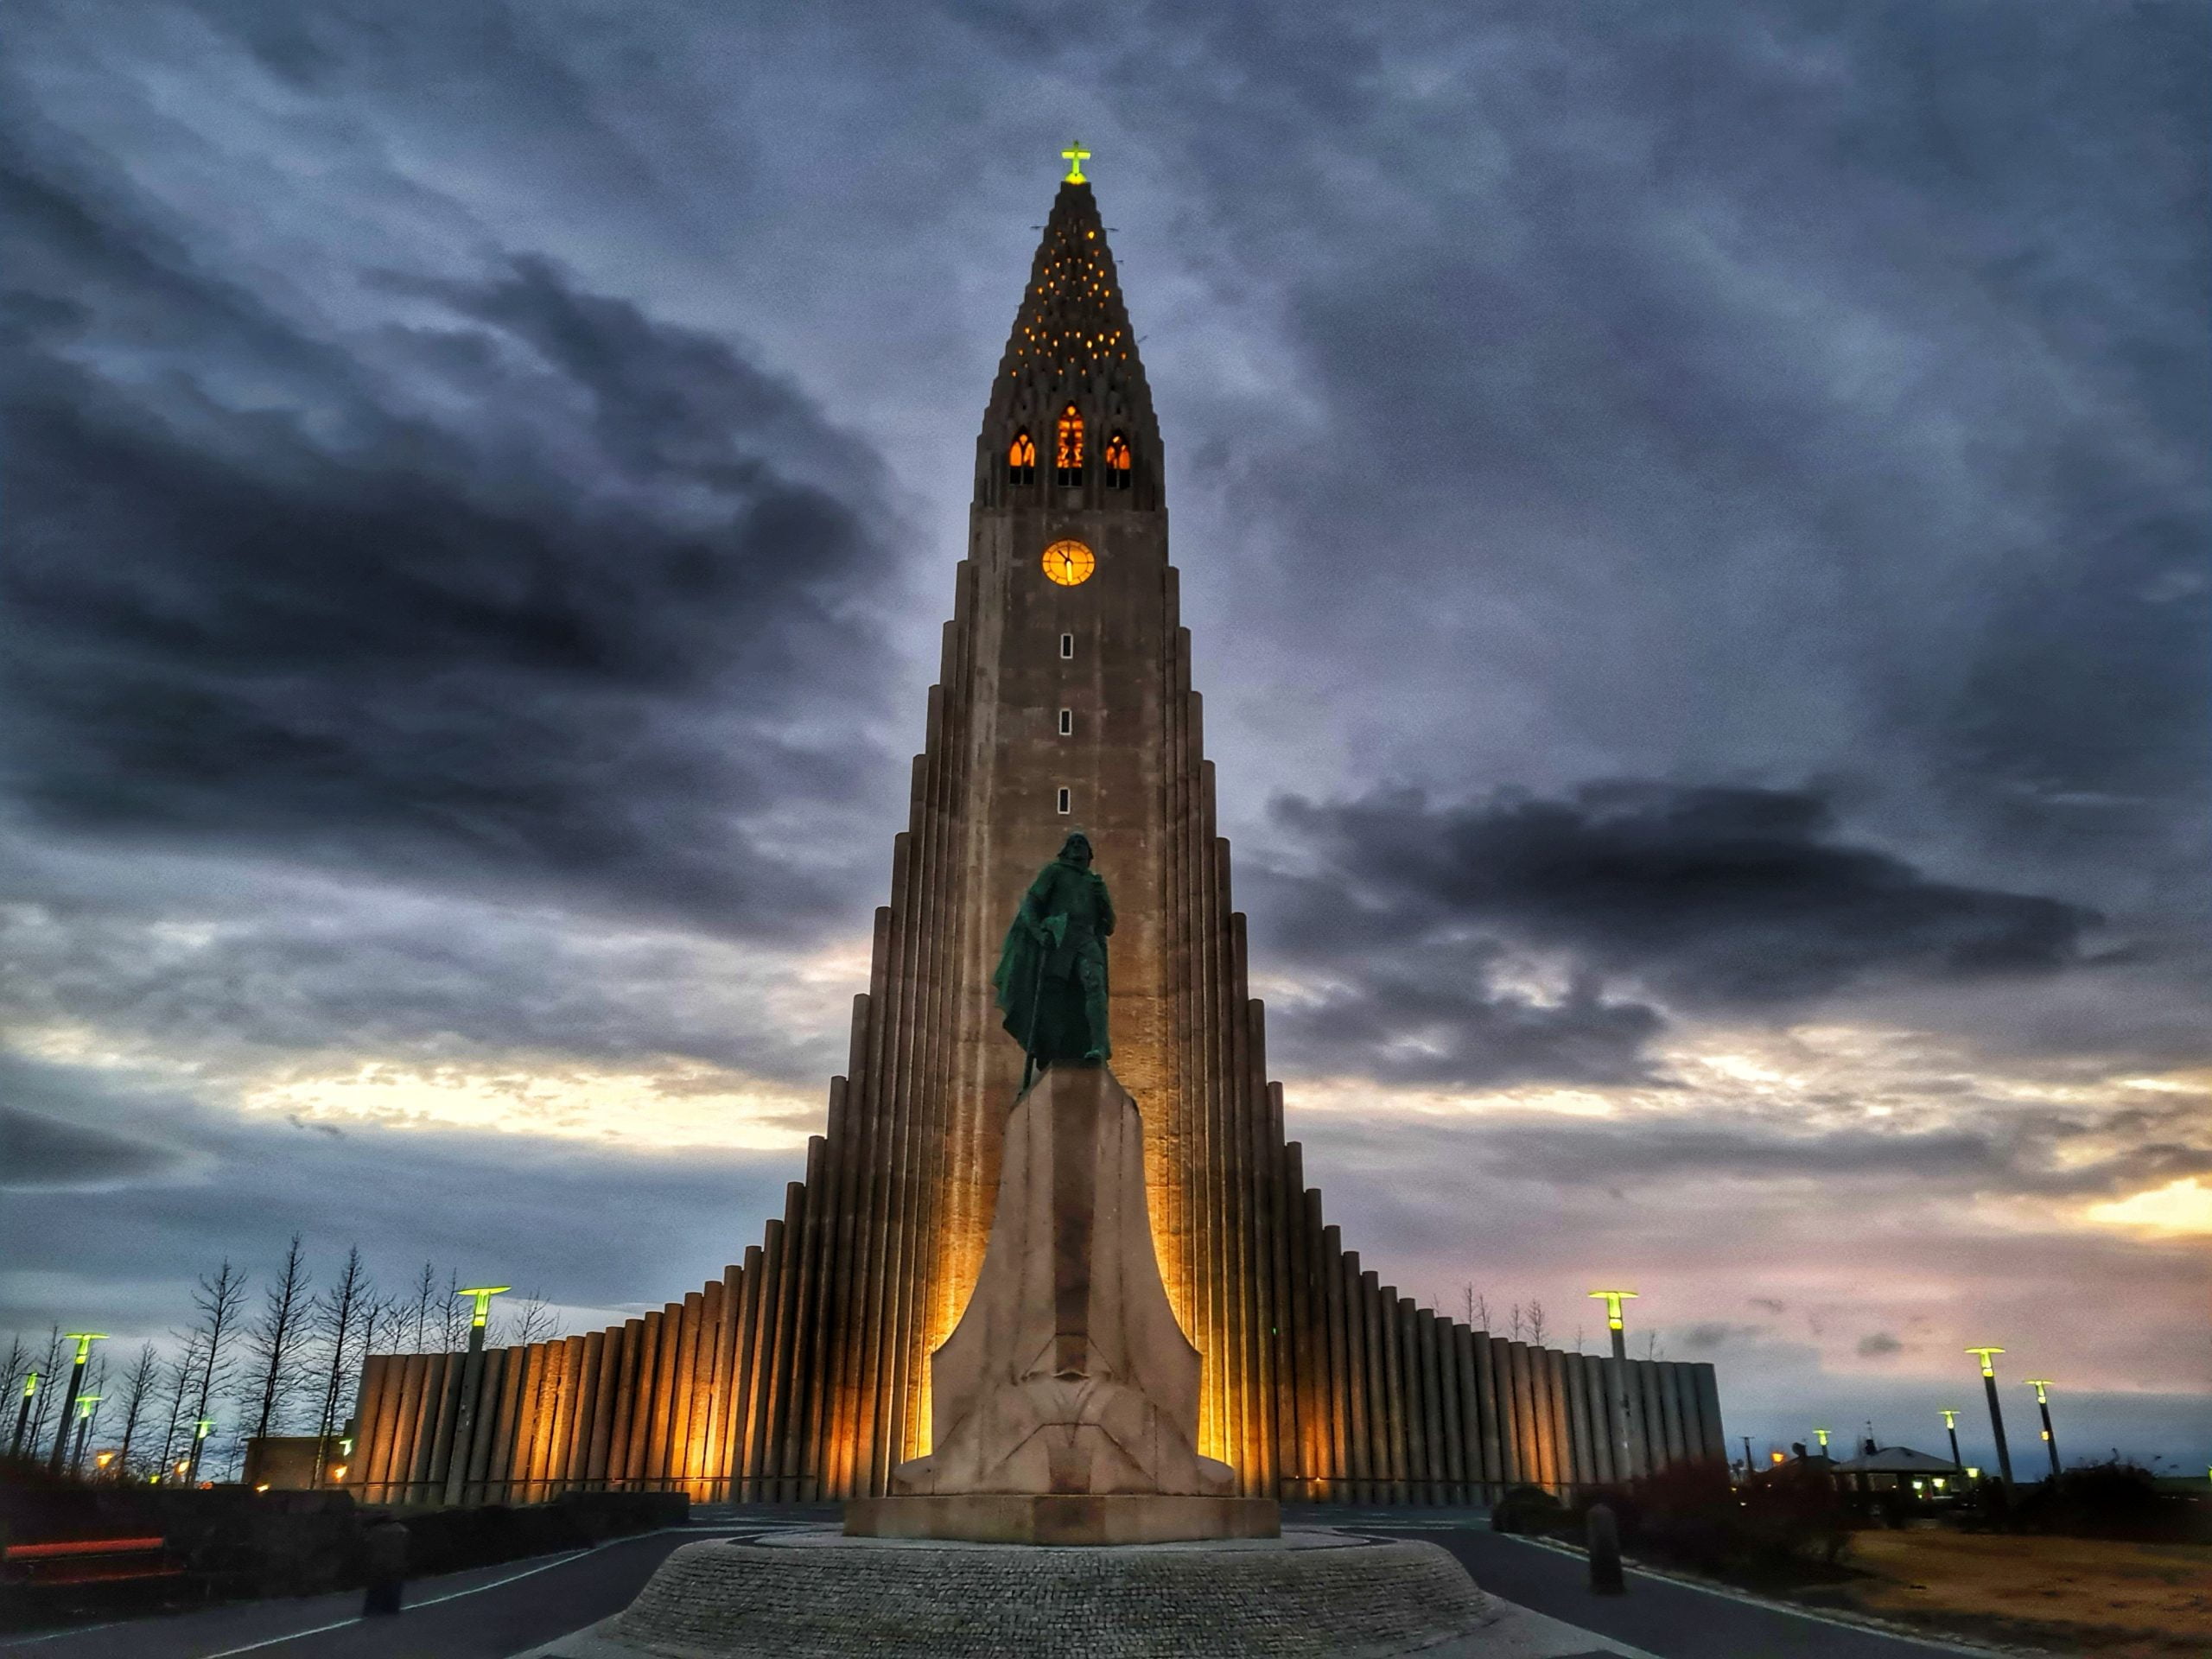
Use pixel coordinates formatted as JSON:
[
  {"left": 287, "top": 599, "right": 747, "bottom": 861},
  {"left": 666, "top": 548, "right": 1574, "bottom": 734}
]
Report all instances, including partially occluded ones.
[
  {"left": 1586, "top": 1502, "right": 1625, "bottom": 1595},
  {"left": 362, "top": 1520, "right": 409, "bottom": 1617}
]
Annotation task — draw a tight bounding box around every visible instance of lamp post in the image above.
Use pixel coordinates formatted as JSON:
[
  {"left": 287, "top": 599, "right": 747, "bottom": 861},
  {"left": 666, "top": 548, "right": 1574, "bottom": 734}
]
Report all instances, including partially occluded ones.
[
  {"left": 1940, "top": 1408, "right": 1963, "bottom": 1471},
  {"left": 444, "top": 1285, "right": 510, "bottom": 1505},
  {"left": 1588, "top": 1289, "right": 1640, "bottom": 1480},
  {"left": 1740, "top": 1434, "right": 1753, "bottom": 1480},
  {"left": 9, "top": 1370, "right": 38, "bottom": 1459},
  {"left": 2023, "top": 1380, "right": 2061, "bottom": 1478},
  {"left": 186, "top": 1415, "right": 216, "bottom": 1484},
  {"left": 67, "top": 1394, "right": 102, "bottom": 1478},
  {"left": 44, "top": 1334, "right": 105, "bottom": 1476},
  {"left": 1813, "top": 1427, "right": 1831, "bottom": 1455},
  {"left": 1965, "top": 1347, "right": 2014, "bottom": 1487}
]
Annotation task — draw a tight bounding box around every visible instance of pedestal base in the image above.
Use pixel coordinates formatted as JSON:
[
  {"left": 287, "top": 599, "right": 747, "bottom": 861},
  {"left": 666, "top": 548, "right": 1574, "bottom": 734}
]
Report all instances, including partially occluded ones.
[
  {"left": 845, "top": 1491, "right": 1279, "bottom": 1546},
  {"left": 519, "top": 1529, "right": 1646, "bottom": 1659}
]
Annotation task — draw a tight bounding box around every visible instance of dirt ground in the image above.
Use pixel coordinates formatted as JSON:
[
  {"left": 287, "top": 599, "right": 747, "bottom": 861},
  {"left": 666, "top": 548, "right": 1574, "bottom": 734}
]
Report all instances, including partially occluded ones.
[{"left": 1824, "top": 1530, "right": 2212, "bottom": 1656}]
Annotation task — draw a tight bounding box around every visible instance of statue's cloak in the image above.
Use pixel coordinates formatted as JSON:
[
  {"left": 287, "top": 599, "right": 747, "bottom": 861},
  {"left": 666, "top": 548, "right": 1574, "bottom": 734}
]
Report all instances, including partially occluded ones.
[{"left": 995, "top": 838, "right": 1115, "bottom": 1065}]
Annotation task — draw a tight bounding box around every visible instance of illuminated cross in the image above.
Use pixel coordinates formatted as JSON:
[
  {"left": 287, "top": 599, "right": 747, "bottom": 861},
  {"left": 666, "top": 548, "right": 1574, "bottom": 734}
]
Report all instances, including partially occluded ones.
[
  {"left": 1061, "top": 141, "right": 1091, "bottom": 184},
  {"left": 1965, "top": 1344, "right": 2004, "bottom": 1378}
]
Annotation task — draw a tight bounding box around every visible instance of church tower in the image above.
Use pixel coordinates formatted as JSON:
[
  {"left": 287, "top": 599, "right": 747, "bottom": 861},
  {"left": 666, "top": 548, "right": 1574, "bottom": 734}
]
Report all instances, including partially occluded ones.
[{"left": 343, "top": 165, "right": 1728, "bottom": 1510}]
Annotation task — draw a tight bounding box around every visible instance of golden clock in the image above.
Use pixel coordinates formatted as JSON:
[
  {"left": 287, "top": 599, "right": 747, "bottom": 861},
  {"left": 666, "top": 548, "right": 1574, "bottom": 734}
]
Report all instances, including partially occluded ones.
[{"left": 1041, "top": 539, "right": 1096, "bottom": 587}]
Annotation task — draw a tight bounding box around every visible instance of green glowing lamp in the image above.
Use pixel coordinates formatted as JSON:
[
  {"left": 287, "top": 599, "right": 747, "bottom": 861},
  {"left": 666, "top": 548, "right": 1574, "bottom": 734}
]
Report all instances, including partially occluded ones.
[
  {"left": 1586, "top": 1289, "right": 1638, "bottom": 1331},
  {"left": 1061, "top": 141, "right": 1091, "bottom": 184},
  {"left": 73, "top": 1393, "right": 102, "bottom": 1420},
  {"left": 1813, "top": 1427, "right": 1830, "bottom": 1450},
  {"left": 194, "top": 1416, "right": 215, "bottom": 1440},
  {"left": 1965, "top": 1344, "right": 2004, "bottom": 1377},
  {"left": 18, "top": 1370, "right": 37, "bottom": 1400},
  {"left": 1940, "top": 1408, "right": 1959, "bottom": 1429},
  {"left": 65, "top": 1332, "right": 108, "bottom": 1364},
  {"left": 2023, "top": 1377, "right": 2052, "bottom": 1405},
  {"left": 455, "top": 1285, "right": 512, "bottom": 1328}
]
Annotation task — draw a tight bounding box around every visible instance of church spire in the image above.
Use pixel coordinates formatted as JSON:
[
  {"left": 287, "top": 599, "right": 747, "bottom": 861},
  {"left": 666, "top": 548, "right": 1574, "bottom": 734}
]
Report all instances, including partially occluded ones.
[{"left": 978, "top": 164, "right": 1160, "bottom": 511}]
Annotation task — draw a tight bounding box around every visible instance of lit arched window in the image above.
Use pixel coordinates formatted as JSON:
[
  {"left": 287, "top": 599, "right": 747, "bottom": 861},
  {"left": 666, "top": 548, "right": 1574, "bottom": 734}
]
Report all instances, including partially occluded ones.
[
  {"left": 1104, "top": 432, "right": 1132, "bottom": 490},
  {"left": 1055, "top": 405, "right": 1085, "bottom": 486},
  {"left": 1007, "top": 431, "right": 1036, "bottom": 486}
]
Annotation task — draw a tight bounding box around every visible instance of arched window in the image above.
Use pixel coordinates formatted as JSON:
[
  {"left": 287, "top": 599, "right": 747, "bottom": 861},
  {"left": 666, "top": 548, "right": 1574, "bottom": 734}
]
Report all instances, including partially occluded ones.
[
  {"left": 1007, "top": 431, "right": 1036, "bottom": 486},
  {"left": 1055, "top": 404, "right": 1085, "bottom": 486},
  {"left": 1104, "top": 432, "right": 1133, "bottom": 490}
]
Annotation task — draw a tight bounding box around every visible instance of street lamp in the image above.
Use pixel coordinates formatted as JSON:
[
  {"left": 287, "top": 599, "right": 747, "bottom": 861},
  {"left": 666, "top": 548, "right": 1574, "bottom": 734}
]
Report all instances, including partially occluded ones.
[
  {"left": 1813, "top": 1427, "right": 1831, "bottom": 1454},
  {"left": 9, "top": 1370, "right": 39, "bottom": 1460},
  {"left": 1587, "top": 1289, "right": 1640, "bottom": 1480},
  {"left": 1965, "top": 1347, "right": 2015, "bottom": 1487},
  {"left": 67, "top": 1394, "right": 102, "bottom": 1478},
  {"left": 2023, "top": 1380, "right": 2061, "bottom": 1478},
  {"left": 443, "top": 1284, "right": 511, "bottom": 1504},
  {"left": 1940, "top": 1408, "right": 1964, "bottom": 1471},
  {"left": 44, "top": 1334, "right": 105, "bottom": 1477},
  {"left": 187, "top": 1415, "right": 216, "bottom": 1484}
]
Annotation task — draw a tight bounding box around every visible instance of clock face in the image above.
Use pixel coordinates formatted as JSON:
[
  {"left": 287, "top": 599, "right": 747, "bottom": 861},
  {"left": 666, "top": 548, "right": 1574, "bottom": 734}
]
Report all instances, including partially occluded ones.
[{"left": 1041, "top": 539, "right": 1096, "bottom": 588}]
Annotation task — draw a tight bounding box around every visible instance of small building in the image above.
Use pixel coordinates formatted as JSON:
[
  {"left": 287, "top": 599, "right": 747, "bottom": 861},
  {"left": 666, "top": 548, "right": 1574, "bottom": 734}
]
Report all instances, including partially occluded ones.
[{"left": 1829, "top": 1445, "right": 1962, "bottom": 1497}]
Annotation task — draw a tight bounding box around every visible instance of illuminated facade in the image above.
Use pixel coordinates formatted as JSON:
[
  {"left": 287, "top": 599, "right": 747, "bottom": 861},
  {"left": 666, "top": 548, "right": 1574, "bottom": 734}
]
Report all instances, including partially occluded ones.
[{"left": 346, "top": 176, "right": 1727, "bottom": 1506}]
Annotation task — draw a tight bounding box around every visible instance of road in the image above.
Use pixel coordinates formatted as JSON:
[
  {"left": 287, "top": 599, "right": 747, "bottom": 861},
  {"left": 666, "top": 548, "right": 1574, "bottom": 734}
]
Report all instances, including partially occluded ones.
[
  {"left": 1359, "top": 1519, "right": 1982, "bottom": 1659},
  {"left": 0, "top": 1511, "right": 1980, "bottom": 1657}
]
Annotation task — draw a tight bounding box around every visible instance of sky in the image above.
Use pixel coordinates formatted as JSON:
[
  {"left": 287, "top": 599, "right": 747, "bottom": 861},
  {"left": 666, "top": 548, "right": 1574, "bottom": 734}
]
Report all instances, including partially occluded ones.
[{"left": 3, "top": 0, "right": 2206, "bottom": 1472}]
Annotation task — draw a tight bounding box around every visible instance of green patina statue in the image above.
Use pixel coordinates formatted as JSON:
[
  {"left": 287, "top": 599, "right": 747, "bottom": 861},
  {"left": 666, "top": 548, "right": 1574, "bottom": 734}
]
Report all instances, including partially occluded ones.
[{"left": 995, "top": 830, "right": 1115, "bottom": 1084}]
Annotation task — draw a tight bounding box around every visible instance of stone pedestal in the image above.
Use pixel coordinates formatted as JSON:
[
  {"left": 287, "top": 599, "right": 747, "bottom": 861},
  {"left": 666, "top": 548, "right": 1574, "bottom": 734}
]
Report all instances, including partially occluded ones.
[
  {"left": 869, "top": 1065, "right": 1257, "bottom": 1543},
  {"left": 520, "top": 1529, "right": 1649, "bottom": 1659}
]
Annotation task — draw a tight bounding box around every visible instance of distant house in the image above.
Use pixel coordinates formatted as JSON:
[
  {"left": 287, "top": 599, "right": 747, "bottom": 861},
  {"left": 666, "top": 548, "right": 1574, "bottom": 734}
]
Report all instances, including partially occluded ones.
[{"left": 1829, "top": 1444, "right": 1963, "bottom": 1497}]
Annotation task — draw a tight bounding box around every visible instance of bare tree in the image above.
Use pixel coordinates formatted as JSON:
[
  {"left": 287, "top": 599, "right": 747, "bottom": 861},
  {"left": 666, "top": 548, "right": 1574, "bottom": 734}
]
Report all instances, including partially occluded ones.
[
  {"left": 153, "top": 1332, "right": 204, "bottom": 1481},
  {"left": 111, "top": 1343, "right": 162, "bottom": 1480},
  {"left": 1644, "top": 1331, "right": 1664, "bottom": 1363},
  {"left": 1462, "top": 1285, "right": 1492, "bottom": 1332},
  {"left": 1573, "top": 1324, "right": 1586, "bottom": 1355},
  {"left": 244, "top": 1234, "right": 312, "bottom": 1441},
  {"left": 24, "top": 1327, "right": 62, "bottom": 1462},
  {"left": 440, "top": 1268, "right": 469, "bottom": 1353},
  {"left": 185, "top": 1261, "right": 248, "bottom": 1479},
  {"left": 406, "top": 1262, "right": 438, "bottom": 1353},
  {"left": 494, "top": 1289, "right": 560, "bottom": 1350},
  {"left": 310, "top": 1247, "right": 372, "bottom": 1485},
  {"left": 1507, "top": 1303, "right": 1524, "bottom": 1343},
  {"left": 1525, "top": 1300, "right": 1548, "bottom": 1348}
]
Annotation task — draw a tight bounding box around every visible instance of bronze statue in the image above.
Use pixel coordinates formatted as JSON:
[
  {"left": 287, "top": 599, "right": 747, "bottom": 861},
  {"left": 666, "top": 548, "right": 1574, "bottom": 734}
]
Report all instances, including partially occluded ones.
[{"left": 994, "top": 830, "right": 1114, "bottom": 1085}]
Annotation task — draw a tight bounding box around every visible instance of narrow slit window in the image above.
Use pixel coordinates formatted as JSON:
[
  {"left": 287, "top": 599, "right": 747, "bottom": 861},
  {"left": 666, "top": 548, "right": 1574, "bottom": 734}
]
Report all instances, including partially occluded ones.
[
  {"left": 1056, "top": 787, "right": 1071, "bottom": 815},
  {"left": 1007, "top": 431, "right": 1036, "bottom": 486},
  {"left": 1058, "top": 708, "right": 1073, "bottom": 736},
  {"left": 1054, "top": 404, "right": 1085, "bottom": 486},
  {"left": 1059, "top": 632, "right": 1074, "bottom": 659},
  {"left": 1104, "top": 432, "right": 1132, "bottom": 490}
]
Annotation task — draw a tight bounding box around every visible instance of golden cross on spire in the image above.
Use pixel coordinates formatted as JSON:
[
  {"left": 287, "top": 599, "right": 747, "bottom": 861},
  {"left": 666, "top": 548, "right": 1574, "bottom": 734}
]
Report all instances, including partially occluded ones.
[{"left": 1061, "top": 140, "right": 1090, "bottom": 184}]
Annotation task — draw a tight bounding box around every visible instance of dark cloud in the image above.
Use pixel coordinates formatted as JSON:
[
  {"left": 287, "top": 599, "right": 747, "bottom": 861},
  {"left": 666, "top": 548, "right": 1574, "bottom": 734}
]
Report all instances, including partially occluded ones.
[
  {"left": 0, "top": 1108, "right": 184, "bottom": 1190},
  {"left": 0, "top": 145, "right": 898, "bottom": 935},
  {"left": 1857, "top": 1331, "right": 1904, "bottom": 1359},
  {"left": 1259, "top": 782, "right": 2101, "bottom": 1017}
]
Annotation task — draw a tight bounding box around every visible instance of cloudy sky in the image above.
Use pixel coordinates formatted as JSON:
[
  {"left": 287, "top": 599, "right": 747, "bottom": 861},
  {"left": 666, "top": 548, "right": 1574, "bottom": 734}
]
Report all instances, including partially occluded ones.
[{"left": 3, "top": 0, "right": 2205, "bottom": 1470}]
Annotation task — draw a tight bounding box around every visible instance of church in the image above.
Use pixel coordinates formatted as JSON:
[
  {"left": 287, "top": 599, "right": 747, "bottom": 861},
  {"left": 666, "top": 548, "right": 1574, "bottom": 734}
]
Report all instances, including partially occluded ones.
[{"left": 345, "top": 162, "right": 1726, "bottom": 1508}]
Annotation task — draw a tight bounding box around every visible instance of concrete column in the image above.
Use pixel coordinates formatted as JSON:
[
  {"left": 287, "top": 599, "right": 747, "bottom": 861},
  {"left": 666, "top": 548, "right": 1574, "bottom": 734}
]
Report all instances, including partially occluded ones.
[
  {"left": 1339, "top": 1250, "right": 1373, "bottom": 1503},
  {"left": 605, "top": 1319, "right": 641, "bottom": 1490},
  {"left": 716, "top": 1255, "right": 758, "bottom": 1497},
  {"left": 760, "top": 1180, "right": 810, "bottom": 1501},
  {"left": 1452, "top": 1326, "right": 1483, "bottom": 1503},
  {"left": 700, "top": 1268, "right": 738, "bottom": 1494},
  {"left": 1427, "top": 1310, "right": 1465, "bottom": 1504},
  {"left": 485, "top": 1343, "right": 527, "bottom": 1501},
  {"left": 1319, "top": 1222, "right": 1351, "bottom": 1500},
  {"left": 1692, "top": 1364, "right": 1726, "bottom": 1465},
  {"left": 1468, "top": 1332, "right": 1501, "bottom": 1496},
  {"left": 1545, "top": 1348, "right": 1573, "bottom": 1492},
  {"left": 667, "top": 1292, "right": 703, "bottom": 1490},
  {"left": 741, "top": 1218, "right": 788, "bottom": 1498},
  {"left": 624, "top": 1314, "right": 660, "bottom": 1489}
]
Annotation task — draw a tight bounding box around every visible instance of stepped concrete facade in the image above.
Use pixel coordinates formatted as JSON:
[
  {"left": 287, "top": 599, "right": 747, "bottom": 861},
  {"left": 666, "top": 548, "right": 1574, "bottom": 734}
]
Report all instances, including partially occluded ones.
[{"left": 346, "top": 178, "right": 1727, "bottom": 1509}]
